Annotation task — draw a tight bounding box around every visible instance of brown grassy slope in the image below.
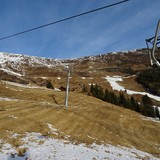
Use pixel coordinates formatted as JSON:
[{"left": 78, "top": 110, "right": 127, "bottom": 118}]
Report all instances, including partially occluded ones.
[{"left": 0, "top": 81, "right": 160, "bottom": 157}]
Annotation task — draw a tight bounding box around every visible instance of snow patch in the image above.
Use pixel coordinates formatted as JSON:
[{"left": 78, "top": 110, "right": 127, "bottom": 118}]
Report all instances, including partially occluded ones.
[
  {"left": 141, "top": 116, "right": 160, "bottom": 123},
  {"left": 0, "top": 97, "right": 19, "bottom": 101},
  {"left": 105, "top": 76, "right": 160, "bottom": 101},
  {"left": 8, "top": 115, "right": 18, "bottom": 119},
  {"left": 123, "top": 75, "right": 136, "bottom": 79},
  {"left": 47, "top": 123, "right": 58, "bottom": 134},
  {"left": 89, "top": 83, "right": 95, "bottom": 86},
  {"left": 105, "top": 76, "right": 124, "bottom": 91},
  {"left": 0, "top": 68, "right": 23, "bottom": 77},
  {"left": 41, "top": 77, "right": 47, "bottom": 79},
  {"left": 4, "top": 81, "right": 46, "bottom": 89},
  {"left": 0, "top": 132, "right": 158, "bottom": 160},
  {"left": 54, "top": 88, "right": 61, "bottom": 91}
]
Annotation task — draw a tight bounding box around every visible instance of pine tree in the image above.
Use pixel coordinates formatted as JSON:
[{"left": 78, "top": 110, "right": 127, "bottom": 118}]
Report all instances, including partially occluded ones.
[
  {"left": 142, "top": 94, "right": 153, "bottom": 106},
  {"left": 89, "top": 84, "right": 104, "bottom": 100},
  {"left": 118, "top": 93, "right": 128, "bottom": 108},
  {"left": 104, "top": 89, "right": 110, "bottom": 102},
  {"left": 155, "top": 107, "right": 160, "bottom": 119},
  {"left": 140, "top": 104, "right": 147, "bottom": 116},
  {"left": 109, "top": 92, "right": 118, "bottom": 105},
  {"left": 142, "top": 95, "right": 155, "bottom": 117},
  {"left": 94, "top": 84, "right": 99, "bottom": 98},
  {"left": 147, "top": 105, "right": 155, "bottom": 118},
  {"left": 97, "top": 86, "right": 104, "bottom": 100},
  {"left": 90, "top": 84, "right": 94, "bottom": 93},
  {"left": 130, "top": 96, "right": 137, "bottom": 110},
  {"left": 135, "top": 101, "right": 140, "bottom": 113},
  {"left": 82, "top": 84, "right": 86, "bottom": 92}
]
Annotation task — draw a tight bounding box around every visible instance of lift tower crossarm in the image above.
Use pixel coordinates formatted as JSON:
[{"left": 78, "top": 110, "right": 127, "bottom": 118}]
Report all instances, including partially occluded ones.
[
  {"left": 152, "top": 20, "right": 160, "bottom": 66},
  {"left": 146, "top": 20, "right": 160, "bottom": 67}
]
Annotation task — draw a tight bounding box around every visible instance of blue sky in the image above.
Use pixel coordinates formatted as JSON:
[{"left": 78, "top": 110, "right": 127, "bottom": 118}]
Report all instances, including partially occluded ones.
[{"left": 0, "top": 0, "right": 160, "bottom": 59}]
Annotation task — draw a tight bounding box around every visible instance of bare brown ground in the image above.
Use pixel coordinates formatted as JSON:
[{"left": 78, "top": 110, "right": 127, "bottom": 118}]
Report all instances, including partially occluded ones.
[{"left": 0, "top": 81, "right": 160, "bottom": 157}]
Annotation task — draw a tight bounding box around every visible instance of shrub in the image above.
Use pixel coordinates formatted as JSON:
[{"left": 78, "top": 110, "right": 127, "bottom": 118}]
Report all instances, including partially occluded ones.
[{"left": 46, "top": 81, "right": 54, "bottom": 89}]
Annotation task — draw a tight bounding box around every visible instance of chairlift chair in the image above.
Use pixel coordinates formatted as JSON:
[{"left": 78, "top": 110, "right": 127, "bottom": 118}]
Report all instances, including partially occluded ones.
[{"left": 146, "top": 20, "right": 160, "bottom": 67}]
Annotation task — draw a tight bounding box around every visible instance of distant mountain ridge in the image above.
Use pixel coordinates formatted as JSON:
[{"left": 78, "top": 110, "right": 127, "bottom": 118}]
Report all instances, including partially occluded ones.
[{"left": 0, "top": 48, "right": 159, "bottom": 86}]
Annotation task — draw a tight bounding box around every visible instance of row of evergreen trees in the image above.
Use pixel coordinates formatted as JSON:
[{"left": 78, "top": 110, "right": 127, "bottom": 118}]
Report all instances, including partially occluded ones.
[
  {"left": 83, "top": 84, "right": 160, "bottom": 119},
  {"left": 137, "top": 68, "right": 160, "bottom": 96}
]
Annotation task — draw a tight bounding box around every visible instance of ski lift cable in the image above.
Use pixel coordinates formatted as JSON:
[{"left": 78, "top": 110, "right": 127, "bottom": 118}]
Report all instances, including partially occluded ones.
[{"left": 0, "top": 0, "right": 129, "bottom": 41}]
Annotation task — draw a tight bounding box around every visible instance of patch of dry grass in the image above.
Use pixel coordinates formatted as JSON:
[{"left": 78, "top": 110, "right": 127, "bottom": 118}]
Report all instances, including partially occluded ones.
[
  {"left": 0, "top": 81, "right": 160, "bottom": 157},
  {"left": 119, "top": 76, "right": 144, "bottom": 92}
]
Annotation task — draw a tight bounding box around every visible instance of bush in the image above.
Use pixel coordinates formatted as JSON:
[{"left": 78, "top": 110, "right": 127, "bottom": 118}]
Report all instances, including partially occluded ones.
[{"left": 46, "top": 81, "right": 54, "bottom": 89}]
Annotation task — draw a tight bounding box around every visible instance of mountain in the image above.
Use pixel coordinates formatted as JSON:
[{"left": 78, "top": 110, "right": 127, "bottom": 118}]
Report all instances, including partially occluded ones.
[
  {"left": 0, "top": 48, "right": 160, "bottom": 159},
  {"left": 0, "top": 48, "right": 153, "bottom": 83},
  {"left": 1, "top": 48, "right": 160, "bottom": 102},
  {"left": 0, "top": 52, "right": 66, "bottom": 84},
  {"left": 1, "top": 48, "right": 160, "bottom": 89}
]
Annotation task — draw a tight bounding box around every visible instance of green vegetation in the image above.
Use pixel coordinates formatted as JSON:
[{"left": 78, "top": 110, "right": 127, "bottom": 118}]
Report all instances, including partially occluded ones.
[
  {"left": 86, "top": 84, "right": 159, "bottom": 119},
  {"left": 46, "top": 80, "right": 54, "bottom": 89},
  {"left": 120, "top": 67, "right": 136, "bottom": 75},
  {"left": 137, "top": 68, "right": 160, "bottom": 96}
]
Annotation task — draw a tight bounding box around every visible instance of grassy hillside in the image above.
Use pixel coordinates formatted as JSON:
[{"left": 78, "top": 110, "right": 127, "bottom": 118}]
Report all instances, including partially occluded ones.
[{"left": 0, "top": 81, "right": 160, "bottom": 158}]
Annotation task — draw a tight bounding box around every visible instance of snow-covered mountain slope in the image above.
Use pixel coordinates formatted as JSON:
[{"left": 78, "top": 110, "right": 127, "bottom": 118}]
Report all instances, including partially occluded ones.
[
  {"left": 0, "top": 52, "right": 65, "bottom": 74},
  {"left": 0, "top": 48, "right": 155, "bottom": 78},
  {"left": 0, "top": 49, "right": 150, "bottom": 70},
  {"left": 0, "top": 52, "right": 70, "bottom": 84},
  {"left": 0, "top": 52, "right": 64, "bottom": 67}
]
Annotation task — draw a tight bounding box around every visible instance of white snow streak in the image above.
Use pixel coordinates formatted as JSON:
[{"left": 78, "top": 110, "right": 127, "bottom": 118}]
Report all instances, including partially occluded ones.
[
  {"left": 0, "top": 68, "right": 23, "bottom": 77},
  {"left": 8, "top": 115, "right": 18, "bottom": 119},
  {"left": 105, "top": 76, "right": 160, "bottom": 101},
  {"left": 0, "top": 97, "right": 19, "bottom": 101},
  {"left": 4, "top": 81, "right": 46, "bottom": 89}
]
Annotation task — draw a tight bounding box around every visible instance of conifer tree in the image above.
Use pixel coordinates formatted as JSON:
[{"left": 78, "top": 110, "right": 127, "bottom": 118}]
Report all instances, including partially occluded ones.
[
  {"left": 90, "top": 84, "right": 94, "bottom": 93},
  {"left": 142, "top": 95, "right": 153, "bottom": 106},
  {"left": 97, "top": 86, "right": 104, "bottom": 100},
  {"left": 118, "top": 93, "right": 128, "bottom": 108},
  {"left": 139, "top": 104, "right": 147, "bottom": 116},
  {"left": 155, "top": 107, "right": 160, "bottom": 119},
  {"left": 104, "top": 89, "right": 110, "bottom": 102},
  {"left": 94, "top": 84, "right": 99, "bottom": 98},
  {"left": 89, "top": 84, "right": 104, "bottom": 100},
  {"left": 142, "top": 95, "right": 155, "bottom": 117},
  {"left": 130, "top": 96, "right": 137, "bottom": 110},
  {"left": 135, "top": 101, "right": 140, "bottom": 113},
  {"left": 109, "top": 91, "right": 118, "bottom": 105},
  {"left": 88, "top": 84, "right": 157, "bottom": 119}
]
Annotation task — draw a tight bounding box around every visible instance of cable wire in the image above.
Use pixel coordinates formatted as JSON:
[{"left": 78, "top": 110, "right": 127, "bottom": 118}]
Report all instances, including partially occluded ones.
[{"left": 0, "top": 0, "right": 129, "bottom": 41}]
